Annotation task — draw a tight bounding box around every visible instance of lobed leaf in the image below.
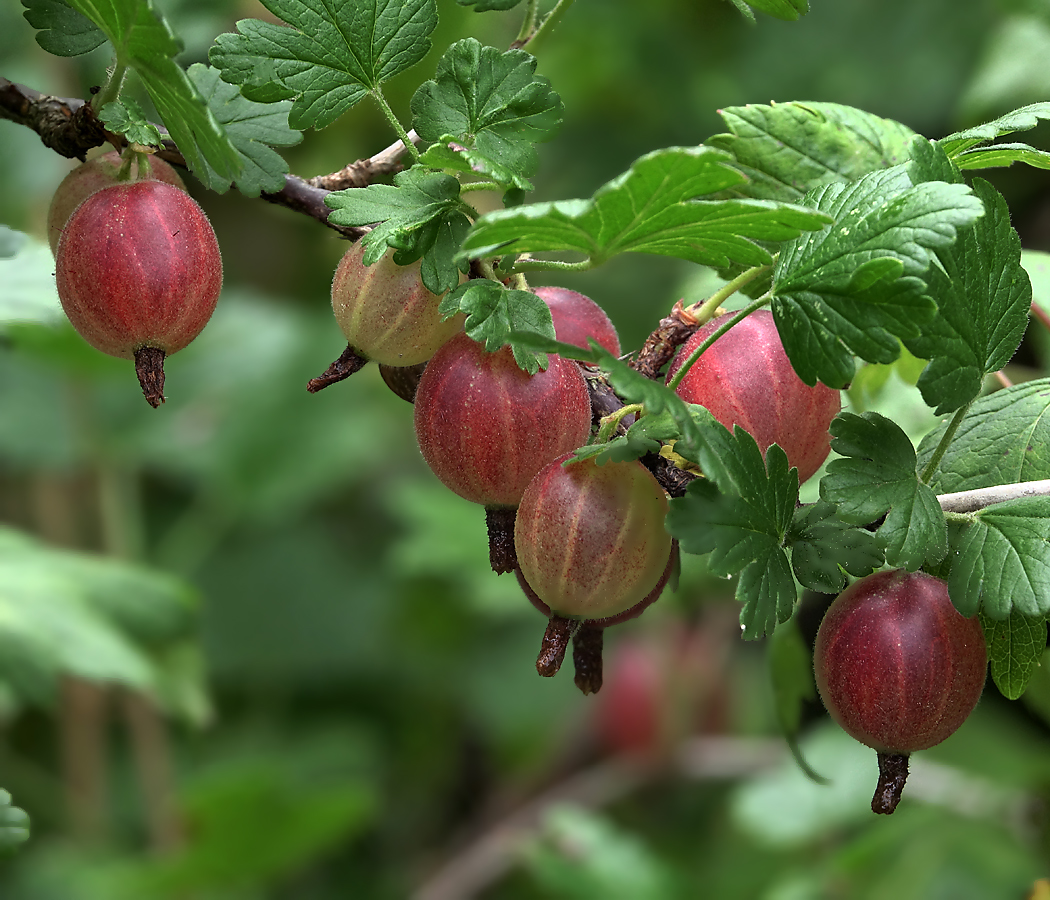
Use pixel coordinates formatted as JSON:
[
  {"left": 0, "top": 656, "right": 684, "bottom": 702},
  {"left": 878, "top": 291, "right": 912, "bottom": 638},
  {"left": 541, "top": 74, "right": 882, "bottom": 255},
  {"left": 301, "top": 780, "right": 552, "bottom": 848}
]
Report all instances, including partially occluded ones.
[
  {"left": 787, "top": 500, "right": 883, "bottom": 593},
  {"left": 980, "top": 610, "right": 1047, "bottom": 700},
  {"left": 707, "top": 101, "right": 916, "bottom": 202},
  {"left": 412, "top": 38, "right": 562, "bottom": 190},
  {"left": 22, "top": 0, "right": 105, "bottom": 56},
  {"left": 939, "top": 102, "right": 1050, "bottom": 157},
  {"left": 98, "top": 98, "right": 164, "bottom": 146},
  {"left": 772, "top": 157, "right": 986, "bottom": 387},
  {"left": 458, "top": 146, "right": 832, "bottom": 267},
  {"left": 820, "top": 412, "right": 947, "bottom": 570},
  {"left": 63, "top": 0, "right": 240, "bottom": 182},
  {"left": 955, "top": 144, "right": 1050, "bottom": 172},
  {"left": 209, "top": 0, "right": 438, "bottom": 130},
  {"left": 902, "top": 178, "right": 1031, "bottom": 414},
  {"left": 186, "top": 64, "right": 302, "bottom": 197}
]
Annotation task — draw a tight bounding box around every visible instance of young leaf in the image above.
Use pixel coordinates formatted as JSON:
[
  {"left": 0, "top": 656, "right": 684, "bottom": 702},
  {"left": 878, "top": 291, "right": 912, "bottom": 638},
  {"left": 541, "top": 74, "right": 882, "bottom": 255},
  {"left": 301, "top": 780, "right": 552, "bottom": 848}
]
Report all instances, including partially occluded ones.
[
  {"left": 948, "top": 497, "right": 1050, "bottom": 619},
  {"left": 98, "top": 98, "right": 164, "bottom": 146},
  {"left": 209, "top": 0, "right": 438, "bottom": 130},
  {"left": 574, "top": 410, "right": 683, "bottom": 466},
  {"left": 954, "top": 144, "right": 1050, "bottom": 172},
  {"left": 458, "top": 146, "right": 832, "bottom": 267},
  {"left": 980, "top": 610, "right": 1047, "bottom": 700},
  {"left": 325, "top": 166, "right": 470, "bottom": 294},
  {"left": 787, "top": 500, "right": 883, "bottom": 593},
  {"left": 819, "top": 411, "right": 947, "bottom": 570},
  {"left": 411, "top": 38, "right": 563, "bottom": 190},
  {"left": 63, "top": 0, "right": 240, "bottom": 183},
  {"left": 901, "top": 179, "right": 1031, "bottom": 414},
  {"left": 0, "top": 791, "right": 29, "bottom": 852},
  {"left": 21, "top": 0, "right": 105, "bottom": 56},
  {"left": 438, "top": 281, "right": 554, "bottom": 372},
  {"left": 771, "top": 163, "right": 985, "bottom": 387},
  {"left": 186, "top": 64, "right": 302, "bottom": 197},
  {"left": 666, "top": 411, "right": 799, "bottom": 639},
  {"left": 939, "top": 102, "right": 1050, "bottom": 157},
  {"left": 707, "top": 102, "right": 915, "bottom": 202},
  {"left": 917, "top": 379, "right": 1050, "bottom": 493}
]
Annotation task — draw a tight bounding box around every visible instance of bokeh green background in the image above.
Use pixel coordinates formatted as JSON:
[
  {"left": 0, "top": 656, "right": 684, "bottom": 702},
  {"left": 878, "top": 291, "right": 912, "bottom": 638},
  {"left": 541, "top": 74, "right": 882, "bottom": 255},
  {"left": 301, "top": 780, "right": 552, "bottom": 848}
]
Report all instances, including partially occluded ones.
[{"left": 3, "top": 1, "right": 1050, "bottom": 897}]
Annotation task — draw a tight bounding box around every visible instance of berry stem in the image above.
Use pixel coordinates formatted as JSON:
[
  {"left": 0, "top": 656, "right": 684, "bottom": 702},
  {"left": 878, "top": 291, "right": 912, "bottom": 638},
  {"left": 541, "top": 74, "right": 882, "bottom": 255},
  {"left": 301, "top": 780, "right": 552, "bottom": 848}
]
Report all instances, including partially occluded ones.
[
  {"left": 684, "top": 261, "right": 772, "bottom": 323},
  {"left": 596, "top": 403, "right": 642, "bottom": 443},
  {"left": 306, "top": 344, "right": 368, "bottom": 393},
  {"left": 485, "top": 507, "right": 518, "bottom": 574},
  {"left": 536, "top": 615, "right": 578, "bottom": 677},
  {"left": 133, "top": 347, "right": 166, "bottom": 408},
  {"left": 872, "top": 752, "right": 909, "bottom": 814},
  {"left": 572, "top": 624, "right": 604, "bottom": 694}
]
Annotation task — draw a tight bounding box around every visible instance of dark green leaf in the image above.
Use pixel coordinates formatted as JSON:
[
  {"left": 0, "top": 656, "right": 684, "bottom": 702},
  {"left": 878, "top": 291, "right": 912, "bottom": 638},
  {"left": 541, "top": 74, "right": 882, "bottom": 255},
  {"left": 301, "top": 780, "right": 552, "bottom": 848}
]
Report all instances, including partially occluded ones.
[
  {"left": 439, "top": 281, "right": 553, "bottom": 372},
  {"left": 186, "top": 64, "right": 302, "bottom": 197},
  {"left": 772, "top": 159, "right": 985, "bottom": 387},
  {"left": 458, "top": 147, "right": 832, "bottom": 267},
  {"left": 412, "top": 39, "right": 562, "bottom": 190},
  {"left": 708, "top": 102, "right": 915, "bottom": 203},
  {"left": 209, "top": 0, "right": 438, "bottom": 130},
  {"left": 949, "top": 498, "right": 1050, "bottom": 619},
  {"left": 939, "top": 102, "right": 1050, "bottom": 157},
  {"left": 98, "top": 98, "right": 164, "bottom": 146},
  {"left": 666, "top": 412, "right": 799, "bottom": 639},
  {"left": 917, "top": 379, "right": 1050, "bottom": 493},
  {"left": 787, "top": 500, "right": 884, "bottom": 593},
  {"left": 901, "top": 179, "right": 1030, "bottom": 414},
  {"left": 456, "top": 0, "right": 522, "bottom": 9},
  {"left": 955, "top": 144, "right": 1050, "bottom": 171},
  {"left": 820, "top": 412, "right": 947, "bottom": 570},
  {"left": 325, "top": 166, "right": 468, "bottom": 294},
  {"left": 21, "top": 0, "right": 105, "bottom": 56},
  {"left": 64, "top": 0, "right": 240, "bottom": 182},
  {"left": 0, "top": 790, "right": 29, "bottom": 852},
  {"left": 980, "top": 610, "right": 1047, "bottom": 700}
]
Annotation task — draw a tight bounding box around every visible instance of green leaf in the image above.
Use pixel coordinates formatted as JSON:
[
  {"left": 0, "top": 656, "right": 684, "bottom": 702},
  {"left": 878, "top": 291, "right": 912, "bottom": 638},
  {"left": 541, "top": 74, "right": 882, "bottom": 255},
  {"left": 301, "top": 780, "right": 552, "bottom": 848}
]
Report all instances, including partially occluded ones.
[
  {"left": 411, "top": 38, "right": 562, "bottom": 190},
  {"left": 980, "top": 610, "right": 1046, "bottom": 700},
  {"left": 949, "top": 498, "right": 1050, "bottom": 619},
  {"left": 0, "top": 238, "right": 64, "bottom": 332},
  {"left": 819, "top": 412, "right": 947, "bottom": 570},
  {"left": 64, "top": 0, "right": 240, "bottom": 183},
  {"left": 768, "top": 614, "right": 815, "bottom": 737},
  {"left": 901, "top": 179, "right": 1031, "bottom": 414},
  {"left": 456, "top": 0, "right": 522, "bottom": 9},
  {"left": 917, "top": 379, "right": 1050, "bottom": 493},
  {"left": 0, "top": 790, "right": 30, "bottom": 852},
  {"left": 666, "top": 411, "right": 799, "bottom": 639},
  {"left": 707, "top": 102, "right": 916, "bottom": 203},
  {"left": 739, "top": 0, "right": 808, "bottom": 20},
  {"left": 955, "top": 143, "right": 1050, "bottom": 171},
  {"left": 98, "top": 98, "right": 165, "bottom": 146},
  {"left": 325, "top": 166, "right": 469, "bottom": 294},
  {"left": 21, "top": 0, "right": 105, "bottom": 56},
  {"left": 574, "top": 410, "right": 684, "bottom": 466},
  {"left": 787, "top": 500, "right": 883, "bottom": 593},
  {"left": 438, "top": 281, "right": 554, "bottom": 373},
  {"left": 209, "top": 0, "right": 438, "bottom": 130},
  {"left": 458, "top": 146, "right": 832, "bottom": 267},
  {"left": 939, "top": 102, "right": 1050, "bottom": 157},
  {"left": 772, "top": 159, "right": 986, "bottom": 387},
  {"left": 186, "top": 64, "right": 302, "bottom": 197}
]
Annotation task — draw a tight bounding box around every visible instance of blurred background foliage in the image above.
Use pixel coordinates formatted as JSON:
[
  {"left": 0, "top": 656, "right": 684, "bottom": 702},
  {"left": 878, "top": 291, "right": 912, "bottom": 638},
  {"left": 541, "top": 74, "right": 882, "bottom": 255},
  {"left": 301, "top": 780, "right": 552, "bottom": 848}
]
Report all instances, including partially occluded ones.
[{"left": 2, "top": 0, "right": 1050, "bottom": 897}]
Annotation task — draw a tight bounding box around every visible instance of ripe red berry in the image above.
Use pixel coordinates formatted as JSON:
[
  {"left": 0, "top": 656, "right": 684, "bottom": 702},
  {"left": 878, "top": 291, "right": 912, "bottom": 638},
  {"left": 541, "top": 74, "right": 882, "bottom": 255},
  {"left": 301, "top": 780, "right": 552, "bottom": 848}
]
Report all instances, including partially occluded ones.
[
  {"left": 331, "top": 242, "right": 464, "bottom": 367},
  {"left": 47, "top": 150, "right": 185, "bottom": 256},
  {"left": 814, "top": 569, "right": 987, "bottom": 813},
  {"left": 666, "top": 309, "right": 840, "bottom": 483},
  {"left": 55, "top": 181, "right": 222, "bottom": 408},
  {"left": 533, "top": 286, "right": 621, "bottom": 356},
  {"left": 514, "top": 455, "right": 672, "bottom": 622}
]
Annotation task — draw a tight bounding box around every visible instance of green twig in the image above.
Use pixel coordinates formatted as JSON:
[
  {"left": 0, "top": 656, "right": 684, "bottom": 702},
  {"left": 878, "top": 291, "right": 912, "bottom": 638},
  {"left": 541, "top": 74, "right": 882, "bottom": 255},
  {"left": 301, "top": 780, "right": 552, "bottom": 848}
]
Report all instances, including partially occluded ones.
[
  {"left": 91, "top": 61, "right": 127, "bottom": 113},
  {"left": 920, "top": 401, "right": 972, "bottom": 485},
  {"left": 685, "top": 261, "right": 772, "bottom": 325},
  {"left": 515, "top": 0, "right": 541, "bottom": 45},
  {"left": 524, "top": 0, "right": 576, "bottom": 55},
  {"left": 666, "top": 292, "right": 773, "bottom": 392},
  {"left": 371, "top": 90, "right": 419, "bottom": 163},
  {"left": 596, "top": 404, "right": 642, "bottom": 443},
  {"left": 460, "top": 181, "right": 502, "bottom": 194},
  {"left": 509, "top": 257, "right": 594, "bottom": 274}
]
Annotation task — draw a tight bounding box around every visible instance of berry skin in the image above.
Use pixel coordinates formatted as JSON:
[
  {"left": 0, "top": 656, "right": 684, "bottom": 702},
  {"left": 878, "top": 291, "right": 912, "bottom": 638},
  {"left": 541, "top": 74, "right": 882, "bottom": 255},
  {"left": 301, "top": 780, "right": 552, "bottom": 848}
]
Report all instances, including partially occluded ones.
[
  {"left": 330, "top": 242, "right": 464, "bottom": 367},
  {"left": 413, "top": 333, "right": 592, "bottom": 510},
  {"left": 666, "top": 310, "right": 840, "bottom": 483},
  {"left": 47, "top": 150, "right": 185, "bottom": 256},
  {"left": 814, "top": 569, "right": 987, "bottom": 813},
  {"left": 533, "top": 286, "right": 621, "bottom": 356},
  {"left": 514, "top": 455, "right": 672, "bottom": 621},
  {"left": 55, "top": 181, "right": 222, "bottom": 407}
]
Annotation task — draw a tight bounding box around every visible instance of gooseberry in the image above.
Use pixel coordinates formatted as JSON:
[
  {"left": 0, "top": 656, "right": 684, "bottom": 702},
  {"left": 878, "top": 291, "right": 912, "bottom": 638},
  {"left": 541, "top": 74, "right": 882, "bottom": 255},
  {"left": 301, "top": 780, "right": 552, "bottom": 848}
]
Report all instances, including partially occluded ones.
[{"left": 533, "top": 286, "right": 621, "bottom": 356}]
